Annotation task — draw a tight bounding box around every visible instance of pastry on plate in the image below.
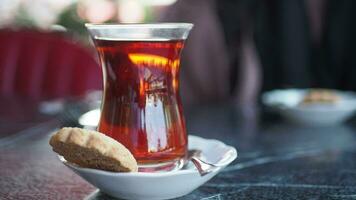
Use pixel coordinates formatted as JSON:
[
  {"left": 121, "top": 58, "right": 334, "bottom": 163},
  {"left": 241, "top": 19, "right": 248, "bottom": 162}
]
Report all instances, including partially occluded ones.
[
  {"left": 49, "top": 127, "right": 138, "bottom": 172},
  {"left": 300, "top": 89, "right": 340, "bottom": 105}
]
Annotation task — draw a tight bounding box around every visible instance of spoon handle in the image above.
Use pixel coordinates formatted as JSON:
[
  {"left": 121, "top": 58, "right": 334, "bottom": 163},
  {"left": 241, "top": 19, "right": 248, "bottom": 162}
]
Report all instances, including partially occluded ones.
[{"left": 192, "top": 157, "right": 223, "bottom": 176}]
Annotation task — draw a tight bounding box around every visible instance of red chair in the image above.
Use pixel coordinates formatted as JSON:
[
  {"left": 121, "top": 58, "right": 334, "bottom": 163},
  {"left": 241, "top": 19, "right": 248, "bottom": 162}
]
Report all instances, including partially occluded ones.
[{"left": 0, "top": 29, "right": 102, "bottom": 100}]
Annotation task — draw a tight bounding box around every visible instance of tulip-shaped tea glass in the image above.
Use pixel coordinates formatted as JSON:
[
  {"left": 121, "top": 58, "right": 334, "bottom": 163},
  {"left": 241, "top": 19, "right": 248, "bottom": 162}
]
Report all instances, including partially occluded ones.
[{"left": 86, "top": 23, "right": 193, "bottom": 172}]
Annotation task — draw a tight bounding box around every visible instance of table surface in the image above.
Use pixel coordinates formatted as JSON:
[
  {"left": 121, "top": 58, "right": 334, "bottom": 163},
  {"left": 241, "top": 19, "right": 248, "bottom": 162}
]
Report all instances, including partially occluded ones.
[{"left": 2, "top": 97, "right": 356, "bottom": 200}]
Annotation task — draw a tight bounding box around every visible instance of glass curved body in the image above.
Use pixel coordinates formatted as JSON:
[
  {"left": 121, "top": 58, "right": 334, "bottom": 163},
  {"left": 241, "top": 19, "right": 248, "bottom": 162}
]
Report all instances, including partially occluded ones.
[{"left": 86, "top": 23, "right": 193, "bottom": 171}]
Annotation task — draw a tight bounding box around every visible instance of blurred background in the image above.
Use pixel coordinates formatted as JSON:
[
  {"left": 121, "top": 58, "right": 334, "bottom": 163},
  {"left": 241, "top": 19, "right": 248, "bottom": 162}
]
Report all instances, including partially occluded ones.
[
  {"left": 1, "top": 0, "right": 356, "bottom": 107},
  {"left": 0, "top": 0, "right": 172, "bottom": 37}
]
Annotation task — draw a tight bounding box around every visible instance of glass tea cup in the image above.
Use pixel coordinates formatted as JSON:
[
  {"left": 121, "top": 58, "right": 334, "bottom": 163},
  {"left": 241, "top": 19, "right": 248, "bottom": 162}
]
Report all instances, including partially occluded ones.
[{"left": 86, "top": 23, "right": 193, "bottom": 172}]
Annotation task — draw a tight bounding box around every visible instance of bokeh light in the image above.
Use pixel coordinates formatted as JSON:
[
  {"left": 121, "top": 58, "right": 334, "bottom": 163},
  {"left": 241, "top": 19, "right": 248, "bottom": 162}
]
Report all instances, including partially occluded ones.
[{"left": 118, "top": 0, "right": 145, "bottom": 23}]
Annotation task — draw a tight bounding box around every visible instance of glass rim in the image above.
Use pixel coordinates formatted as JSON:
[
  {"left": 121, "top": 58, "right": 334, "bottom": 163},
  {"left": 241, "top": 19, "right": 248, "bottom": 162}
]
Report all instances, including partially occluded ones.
[{"left": 85, "top": 23, "right": 194, "bottom": 30}]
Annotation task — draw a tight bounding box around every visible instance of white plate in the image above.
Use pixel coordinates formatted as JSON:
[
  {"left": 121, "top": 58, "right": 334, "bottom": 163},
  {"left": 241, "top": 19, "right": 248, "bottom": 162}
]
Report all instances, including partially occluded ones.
[
  {"left": 59, "top": 135, "right": 237, "bottom": 200},
  {"left": 262, "top": 89, "right": 356, "bottom": 126}
]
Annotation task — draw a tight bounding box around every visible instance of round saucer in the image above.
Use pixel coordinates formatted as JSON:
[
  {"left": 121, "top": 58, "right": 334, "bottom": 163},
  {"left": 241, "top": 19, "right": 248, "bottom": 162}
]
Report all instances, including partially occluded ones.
[
  {"left": 59, "top": 135, "right": 237, "bottom": 200},
  {"left": 262, "top": 89, "right": 356, "bottom": 126}
]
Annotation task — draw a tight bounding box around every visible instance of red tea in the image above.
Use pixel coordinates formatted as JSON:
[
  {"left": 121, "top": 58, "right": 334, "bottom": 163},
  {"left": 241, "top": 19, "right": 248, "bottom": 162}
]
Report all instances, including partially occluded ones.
[{"left": 94, "top": 38, "right": 187, "bottom": 164}]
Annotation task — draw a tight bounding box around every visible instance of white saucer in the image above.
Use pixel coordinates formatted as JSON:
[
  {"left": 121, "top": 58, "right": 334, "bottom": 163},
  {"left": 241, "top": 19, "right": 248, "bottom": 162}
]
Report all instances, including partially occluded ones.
[
  {"left": 262, "top": 89, "right": 356, "bottom": 126},
  {"left": 59, "top": 135, "right": 237, "bottom": 200}
]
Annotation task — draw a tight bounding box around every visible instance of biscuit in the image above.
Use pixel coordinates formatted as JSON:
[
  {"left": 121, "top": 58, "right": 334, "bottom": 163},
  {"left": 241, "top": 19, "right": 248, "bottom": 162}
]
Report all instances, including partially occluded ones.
[
  {"left": 301, "top": 89, "right": 340, "bottom": 105},
  {"left": 49, "top": 127, "right": 138, "bottom": 172}
]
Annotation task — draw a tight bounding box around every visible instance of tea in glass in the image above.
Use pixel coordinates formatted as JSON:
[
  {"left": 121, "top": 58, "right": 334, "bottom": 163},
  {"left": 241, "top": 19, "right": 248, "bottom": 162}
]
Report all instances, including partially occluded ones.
[{"left": 86, "top": 24, "right": 193, "bottom": 171}]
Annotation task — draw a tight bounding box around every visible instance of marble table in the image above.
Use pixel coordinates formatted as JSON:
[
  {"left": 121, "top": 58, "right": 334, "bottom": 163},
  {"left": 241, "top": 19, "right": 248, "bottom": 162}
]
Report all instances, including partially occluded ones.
[{"left": 1, "top": 98, "right": 356, "bottom": 200}]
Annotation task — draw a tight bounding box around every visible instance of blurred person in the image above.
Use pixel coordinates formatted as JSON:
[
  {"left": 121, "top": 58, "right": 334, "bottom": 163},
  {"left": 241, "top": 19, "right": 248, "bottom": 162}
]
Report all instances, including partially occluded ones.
[{"left": 158, "top": 0, "right": 356, "bottom": 107}]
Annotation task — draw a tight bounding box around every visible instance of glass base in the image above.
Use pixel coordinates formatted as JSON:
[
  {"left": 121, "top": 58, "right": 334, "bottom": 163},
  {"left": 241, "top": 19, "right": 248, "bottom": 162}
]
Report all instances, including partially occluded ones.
[{"left": 138, "top": 158, "right": 185, "bottom": 173}]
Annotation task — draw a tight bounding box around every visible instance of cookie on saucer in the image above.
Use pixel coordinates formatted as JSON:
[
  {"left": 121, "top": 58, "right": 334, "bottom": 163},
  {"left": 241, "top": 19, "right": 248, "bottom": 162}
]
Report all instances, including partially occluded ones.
[{"left": 49, "top": 127, "right": 138, "bottom": 172}]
